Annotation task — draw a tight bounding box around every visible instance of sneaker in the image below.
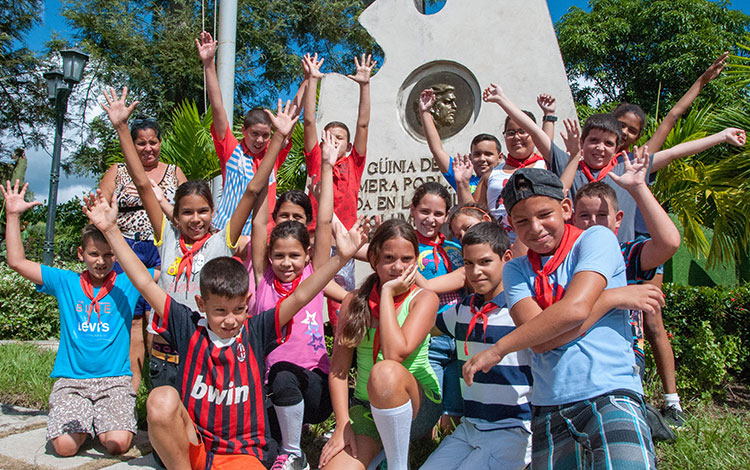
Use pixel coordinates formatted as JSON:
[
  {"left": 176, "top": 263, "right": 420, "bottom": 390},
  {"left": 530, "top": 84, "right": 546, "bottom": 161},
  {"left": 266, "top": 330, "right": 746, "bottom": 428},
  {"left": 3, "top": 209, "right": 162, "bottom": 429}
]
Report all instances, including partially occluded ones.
[
  {"left": 662, "top": 404, "right": 686, "bottom": 430},
  {"left": 645, "top": 402, "right": 676, "bottom": 442},
  {"left": 270, "top": 452, "right": 310, "bottom": 470}
]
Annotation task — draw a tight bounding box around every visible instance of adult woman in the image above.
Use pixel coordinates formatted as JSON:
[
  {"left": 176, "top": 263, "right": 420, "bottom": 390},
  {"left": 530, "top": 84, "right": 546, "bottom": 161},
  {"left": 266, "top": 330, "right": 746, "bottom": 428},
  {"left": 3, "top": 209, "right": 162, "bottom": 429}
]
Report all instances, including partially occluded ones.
[{"left": 99, "top": 116, "right": 187, "bottom": 391}]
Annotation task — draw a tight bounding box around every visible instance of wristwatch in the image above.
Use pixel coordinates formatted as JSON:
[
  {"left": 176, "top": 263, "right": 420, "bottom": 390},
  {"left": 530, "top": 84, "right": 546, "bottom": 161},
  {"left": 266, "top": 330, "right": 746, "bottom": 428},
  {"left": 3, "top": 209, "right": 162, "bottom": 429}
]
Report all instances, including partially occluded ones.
[{"left": 542, "top": 115, "right": 558, "bottom": 122}]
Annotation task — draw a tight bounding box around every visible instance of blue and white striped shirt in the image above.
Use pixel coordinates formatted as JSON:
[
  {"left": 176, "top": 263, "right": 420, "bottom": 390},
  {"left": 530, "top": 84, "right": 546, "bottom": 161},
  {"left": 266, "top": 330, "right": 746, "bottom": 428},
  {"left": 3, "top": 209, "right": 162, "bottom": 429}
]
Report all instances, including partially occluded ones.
[{"left": 437, "top": 292, "right": 533, "bottom": 431}]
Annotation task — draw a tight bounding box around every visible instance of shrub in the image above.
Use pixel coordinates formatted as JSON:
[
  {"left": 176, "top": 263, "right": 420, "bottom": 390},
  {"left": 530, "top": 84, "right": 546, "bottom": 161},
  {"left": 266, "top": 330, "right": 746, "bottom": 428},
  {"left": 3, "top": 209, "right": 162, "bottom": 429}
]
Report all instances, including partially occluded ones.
[{"left": 0, "top": 261, "right": 82, "bottom": 340}]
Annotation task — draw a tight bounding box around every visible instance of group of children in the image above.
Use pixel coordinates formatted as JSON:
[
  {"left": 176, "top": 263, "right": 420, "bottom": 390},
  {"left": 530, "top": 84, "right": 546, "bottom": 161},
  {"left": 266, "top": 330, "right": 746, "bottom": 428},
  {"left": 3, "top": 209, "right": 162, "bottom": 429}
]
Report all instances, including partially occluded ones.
[{"left": 4, "top": 36, "right": 748, "bottom": 470}]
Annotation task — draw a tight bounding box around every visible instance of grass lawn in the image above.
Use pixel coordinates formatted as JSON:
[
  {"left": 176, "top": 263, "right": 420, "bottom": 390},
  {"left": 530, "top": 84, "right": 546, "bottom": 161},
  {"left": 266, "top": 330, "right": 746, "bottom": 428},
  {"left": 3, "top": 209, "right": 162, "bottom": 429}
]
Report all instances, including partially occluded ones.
[{"left": 0, "top": 342, "right": 747, "bottom": 468}]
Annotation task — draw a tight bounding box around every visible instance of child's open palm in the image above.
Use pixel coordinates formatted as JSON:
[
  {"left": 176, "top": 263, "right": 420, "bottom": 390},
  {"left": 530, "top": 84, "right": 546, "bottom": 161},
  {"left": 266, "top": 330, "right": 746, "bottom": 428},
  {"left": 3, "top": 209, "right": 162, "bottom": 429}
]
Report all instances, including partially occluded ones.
[
  {"left": 608, "top": 146, "right": 649, "bottom": 191},
  {"left": 264, "top": 99, "right": 298, "bottom": 136},
  {"left": 537, "top": 93, "right": 556, "bottom": 114},
  {"left": 0, "top": 180, "right": 41, "bottom": 216},
  {"left": 302, "top": 53, "right": 324, "bottom": 80},
  {"left": 418, "top": 88, "right": 436, "bottom": 113},
  {"left": 560, "top": 118, "right": 581, "bottom": 159},
  {"left": 453, "top": 152, "right": 474, "bottom": 184},
  {"left": 347, "top": 54, "right": 376, "bottom": 85},
  {"left": 700, "top": 51, "right": 729, "bottom": 85},
  {"left": 100, "top": 87, "right": 138, "bottom": 127},
  {"left": 82, "top": 189, "right": 119, "bottom": 234},
  {"left": 195, "top": 31, "right": 217, "bottom": 62},
  {"left": 320, "top": 130, "right": 341, "bottom": 166},
  {"left": 482, "top": 83, "right": 504, "bottom": 104},
  {"left": 333, "top": 216, "right": 368, "bottom": 260}
]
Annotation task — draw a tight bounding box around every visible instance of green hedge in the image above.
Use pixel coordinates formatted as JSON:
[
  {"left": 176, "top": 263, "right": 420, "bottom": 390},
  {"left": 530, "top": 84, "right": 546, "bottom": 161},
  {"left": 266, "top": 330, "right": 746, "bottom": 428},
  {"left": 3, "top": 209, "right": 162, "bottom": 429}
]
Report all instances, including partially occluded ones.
[{"left": 0, "top": 265, "right": 747, "bottom": 400}]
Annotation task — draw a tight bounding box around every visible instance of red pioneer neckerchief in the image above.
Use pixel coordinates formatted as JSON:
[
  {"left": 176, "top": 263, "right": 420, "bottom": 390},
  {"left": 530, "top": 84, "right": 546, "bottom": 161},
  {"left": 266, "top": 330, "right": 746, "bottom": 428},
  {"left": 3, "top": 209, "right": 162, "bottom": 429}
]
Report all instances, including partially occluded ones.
[
  {"left": 272, "top": 274, "right": 302, "bottom": 344},
  {"left": 465, "top": 295, "right": 498, "bottom": 355},
  {"left": 368, "top": 283, "right": 417, "bottom": 363},
  {"left": 176, "top": 232, "right": 211, "bottom": 282},
  {"left": 80, "top": 270, "right": 117, "bottom": 324},
  {"left": 505, "top": 153, "right": 544, "bottom": 169},
  {"left": 416, "top": 232, "right": 453, "bottom": 273},
  {"left": 527, "top": 224, "right": 584, "bottom": 309},
  {"left": 579, "top": 157, "right": 617, "bottom": 183}
]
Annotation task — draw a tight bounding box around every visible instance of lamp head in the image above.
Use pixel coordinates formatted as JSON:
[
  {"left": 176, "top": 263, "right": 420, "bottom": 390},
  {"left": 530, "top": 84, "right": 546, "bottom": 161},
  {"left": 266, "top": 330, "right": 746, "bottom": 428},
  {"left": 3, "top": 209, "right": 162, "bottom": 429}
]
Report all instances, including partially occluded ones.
[
  {"left": 60, "top": 48, "right": 89, "bottom": 84},
  {"left": 43, "top": 70, "right": 65, "bottom": 102}
]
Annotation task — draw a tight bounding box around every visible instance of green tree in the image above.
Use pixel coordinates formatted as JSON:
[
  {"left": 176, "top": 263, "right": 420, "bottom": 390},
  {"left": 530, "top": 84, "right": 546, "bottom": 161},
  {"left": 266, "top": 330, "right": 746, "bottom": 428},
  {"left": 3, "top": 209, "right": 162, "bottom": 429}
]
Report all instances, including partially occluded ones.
[
  {"left": 0, "top": 0, "right": 53, "bottom": 158},
  {"left": 556, "top": 0, "right": 750, "bottom": 114},
  {"left": 61, "top": 0, "right": 379, "bottom": 177}
]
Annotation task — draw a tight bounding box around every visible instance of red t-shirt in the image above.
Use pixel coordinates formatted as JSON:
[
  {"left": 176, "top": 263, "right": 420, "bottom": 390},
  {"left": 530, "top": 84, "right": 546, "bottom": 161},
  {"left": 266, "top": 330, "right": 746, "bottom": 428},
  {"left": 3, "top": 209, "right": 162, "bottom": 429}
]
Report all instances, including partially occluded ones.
[
  {"left": 304, "top": 142, "right": 366, "bottom": 230},
  {"left": 211, "top": 123, "right": 292, "bottom": 217}
]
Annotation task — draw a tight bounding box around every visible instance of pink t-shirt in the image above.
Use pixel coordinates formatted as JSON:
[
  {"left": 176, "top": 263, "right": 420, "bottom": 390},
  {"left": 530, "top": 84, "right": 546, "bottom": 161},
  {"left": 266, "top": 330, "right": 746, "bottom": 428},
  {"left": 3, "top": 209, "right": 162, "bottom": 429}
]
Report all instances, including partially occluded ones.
[{"left": 252, "top": 264, "right": 330, "bottom": 375}]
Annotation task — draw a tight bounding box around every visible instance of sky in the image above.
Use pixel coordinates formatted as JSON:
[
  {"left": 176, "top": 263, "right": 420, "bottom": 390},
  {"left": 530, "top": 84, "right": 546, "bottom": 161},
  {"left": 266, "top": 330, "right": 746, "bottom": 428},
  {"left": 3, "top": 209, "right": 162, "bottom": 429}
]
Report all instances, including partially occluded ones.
[{"left": 19, "top": 0, "right": 750, "bottom": 203}]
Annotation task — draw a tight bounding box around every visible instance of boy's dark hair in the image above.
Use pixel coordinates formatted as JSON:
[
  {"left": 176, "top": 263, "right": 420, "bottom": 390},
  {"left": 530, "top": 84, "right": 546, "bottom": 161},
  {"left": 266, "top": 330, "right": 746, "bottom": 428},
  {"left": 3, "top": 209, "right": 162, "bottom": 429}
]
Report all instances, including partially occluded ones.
[
  {"left": 324, "top": 121, "right": 351, "bottom": 143},
  {"left": 81, "top": 224, "right": 108, "bottom": 247},
  {"left": 129, "top": 115, "right": 161, "bottom": 142},
  {"left": 613, "top": 103, "right": 646, "bottom": 138},
  {"left": 581, "top": 113, "right": 623, "bottom": 146},
  {"left": 504, "top": 110, "right": 537, "bottom": 131},
  {"left": 574, "top": 181, "right": 619, "bottom": 211},
  {"left": 174, "top": 180, "right": 214, "bottom": 216},
  {"left": 273, "top": 190, "right": 313, "bottom": 224},
  {"left": 411, "top": 181, "right": 452, "bottom": 212},
  {"left": 199, "top": 257, "right": 249, "bottom": 299},
  {"left": 471, "top": 133, "right": 502, "bottom": 154},
  {"left": 269, "top": 220, "right": 311, "bottom": 253},
  {"left": 462, "top": 222, "right": 511, "bottom": 257},
  {"left": 243, "top": 107, "right": 272, "bottom": 129}
]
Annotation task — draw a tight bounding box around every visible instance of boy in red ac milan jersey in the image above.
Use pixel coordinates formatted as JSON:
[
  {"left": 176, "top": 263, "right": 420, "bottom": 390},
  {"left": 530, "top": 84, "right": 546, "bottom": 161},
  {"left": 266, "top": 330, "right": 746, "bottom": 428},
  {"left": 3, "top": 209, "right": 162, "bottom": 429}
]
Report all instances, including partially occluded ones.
[{"left": 83, "top": 188, "right": 367, "bottom": 470}]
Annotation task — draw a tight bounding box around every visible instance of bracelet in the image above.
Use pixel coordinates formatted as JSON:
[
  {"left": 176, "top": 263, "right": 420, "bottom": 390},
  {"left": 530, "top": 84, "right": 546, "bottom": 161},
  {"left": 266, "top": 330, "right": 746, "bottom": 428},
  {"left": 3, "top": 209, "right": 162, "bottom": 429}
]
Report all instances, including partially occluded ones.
[{"left": 542, "top": 115, "right": 558, "bottom": 122}]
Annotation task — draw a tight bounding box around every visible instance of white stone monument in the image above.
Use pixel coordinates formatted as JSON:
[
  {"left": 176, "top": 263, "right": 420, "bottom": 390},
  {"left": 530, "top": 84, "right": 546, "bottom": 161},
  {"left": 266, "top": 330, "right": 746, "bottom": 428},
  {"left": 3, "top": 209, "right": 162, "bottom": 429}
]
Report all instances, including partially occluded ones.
[{"left": 315, "top": 0, "right": 576, "bottom": 281}]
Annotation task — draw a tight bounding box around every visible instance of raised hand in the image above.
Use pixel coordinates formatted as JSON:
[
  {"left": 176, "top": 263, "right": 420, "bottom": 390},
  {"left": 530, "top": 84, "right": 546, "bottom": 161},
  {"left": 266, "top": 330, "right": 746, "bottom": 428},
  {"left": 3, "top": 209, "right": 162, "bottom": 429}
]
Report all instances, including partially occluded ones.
[
  {"left": 463, "top": 343, "right": 504, "bottom": 386},
  {"left": 382, "top": 263, "right": 417, "bottom": 297},
  {"left": 699, "top": 51, "right": 729, "bottom": 85},
  {"left": 453, "top": 152, "right": 474, "bottom": 184},
  {"left": 537, "top": 93, "right": 556, "bottom": 115},
  {"left": 100, "top": 86, "right": 138, "bottom": 127},
  {"left": 482, "top": 83, "right": 505, "bottom": 104},
  {"left": 560, "top": 118, "right": 581, "bottom": 159},
  {"left": 195, "top": 31, "right": 217, "bottom": 63},
  {"left": 334, "top": 216, "right": 368, "bottom": 260},
  {"left": 418, "top": 88, "right": 436, "bottom": 113},
  {"left": 302, "top": 53, "right": 324, "bottom": 80},
  {"left": 263, "top": 99, "right": 298, "bottom": 136},
  {"left": 320, "top": 130, "right": 341, "bottom": 166},
  {"left": 82, "top": 189, "right": 119, "bottom": 233},
  {"left": 608, "top": 145, "right": 649, "bottom": 191},
  {"left": 723, "top": 128, "right": 747, "bottom": 147},
  {"left": 346, "top": 53, "right": 376, "bottom": 85},
  {"left": 149, "top": 178, "right": 164, "bottom": 202},
  {"left": 0, "top": 180, "right": 41, "bottom": 216}
]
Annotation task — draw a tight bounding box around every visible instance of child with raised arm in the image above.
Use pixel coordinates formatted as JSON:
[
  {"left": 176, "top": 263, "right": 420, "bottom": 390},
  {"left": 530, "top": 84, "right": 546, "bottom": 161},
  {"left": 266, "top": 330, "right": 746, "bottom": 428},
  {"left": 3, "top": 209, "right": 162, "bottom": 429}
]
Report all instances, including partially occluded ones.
[
  {"left": 418, "top": 88, "right": 503, "bottom": 195},
  {"left": 463, "top": 168, "right": 666, "bottom": 469},
  {"left": 197, "top": 31, "right": 303, "bottom": 232},
  {"left": 82, "top": 188, "right": 367, "bottom": 470},
  {"left": 101, "top": 87, "right": 298, "bottom": 390},
  {"left": 248, "top": 130, "right": 341, "bottom": 469},
  {"left": 482, "top": 82, "right": 746, "bottom": 243},
  {"left": 2, "top": 181, "right": 148, "bottom": 458},
  {"left": 572, "top": 148, "right": 683, "bottom": 437}
]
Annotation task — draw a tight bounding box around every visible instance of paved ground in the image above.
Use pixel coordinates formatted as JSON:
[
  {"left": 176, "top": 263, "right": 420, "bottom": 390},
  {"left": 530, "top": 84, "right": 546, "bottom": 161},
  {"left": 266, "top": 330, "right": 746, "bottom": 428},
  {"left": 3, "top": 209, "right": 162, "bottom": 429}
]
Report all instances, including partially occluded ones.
[{"left": 0, "top": 404, "right": 159, "bottom": 470}]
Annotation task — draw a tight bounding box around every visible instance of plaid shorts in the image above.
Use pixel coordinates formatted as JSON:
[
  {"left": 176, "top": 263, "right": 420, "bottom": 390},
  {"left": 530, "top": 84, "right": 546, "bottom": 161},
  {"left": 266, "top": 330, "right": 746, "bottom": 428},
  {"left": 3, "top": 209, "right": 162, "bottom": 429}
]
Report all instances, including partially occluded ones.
[
  {"left": 47, "top": 376, "right": 136, "bottom": 440},
  {"left": 531, "top": 390, "right": 655, "bottom": 470}
]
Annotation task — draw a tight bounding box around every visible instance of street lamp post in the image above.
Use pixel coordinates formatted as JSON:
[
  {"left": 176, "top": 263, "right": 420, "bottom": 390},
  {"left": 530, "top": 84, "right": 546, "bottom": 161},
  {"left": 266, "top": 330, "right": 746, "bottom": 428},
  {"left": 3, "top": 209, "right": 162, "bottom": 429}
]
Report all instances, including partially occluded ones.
[{"left": 42, "top": 49, "right": 88, "bottom": 265}]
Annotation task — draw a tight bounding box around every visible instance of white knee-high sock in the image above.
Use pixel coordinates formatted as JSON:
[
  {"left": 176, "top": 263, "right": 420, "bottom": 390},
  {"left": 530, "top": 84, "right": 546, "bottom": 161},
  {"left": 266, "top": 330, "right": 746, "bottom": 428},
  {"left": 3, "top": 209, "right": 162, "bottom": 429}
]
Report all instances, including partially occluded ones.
[
  {"left": 274, "top": 400, "right": 305, "bottom": 456},
  {"left": 371, "top": 400, "right": 412, "bottom": 470}
]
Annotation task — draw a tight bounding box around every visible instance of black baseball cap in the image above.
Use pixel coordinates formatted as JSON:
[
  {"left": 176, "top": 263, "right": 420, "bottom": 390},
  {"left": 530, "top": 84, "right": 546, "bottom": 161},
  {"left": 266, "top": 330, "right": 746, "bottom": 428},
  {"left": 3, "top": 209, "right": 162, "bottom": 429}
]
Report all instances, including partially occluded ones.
[{"left": 501, "top": 168, "right": 565, "bottom": 214}]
